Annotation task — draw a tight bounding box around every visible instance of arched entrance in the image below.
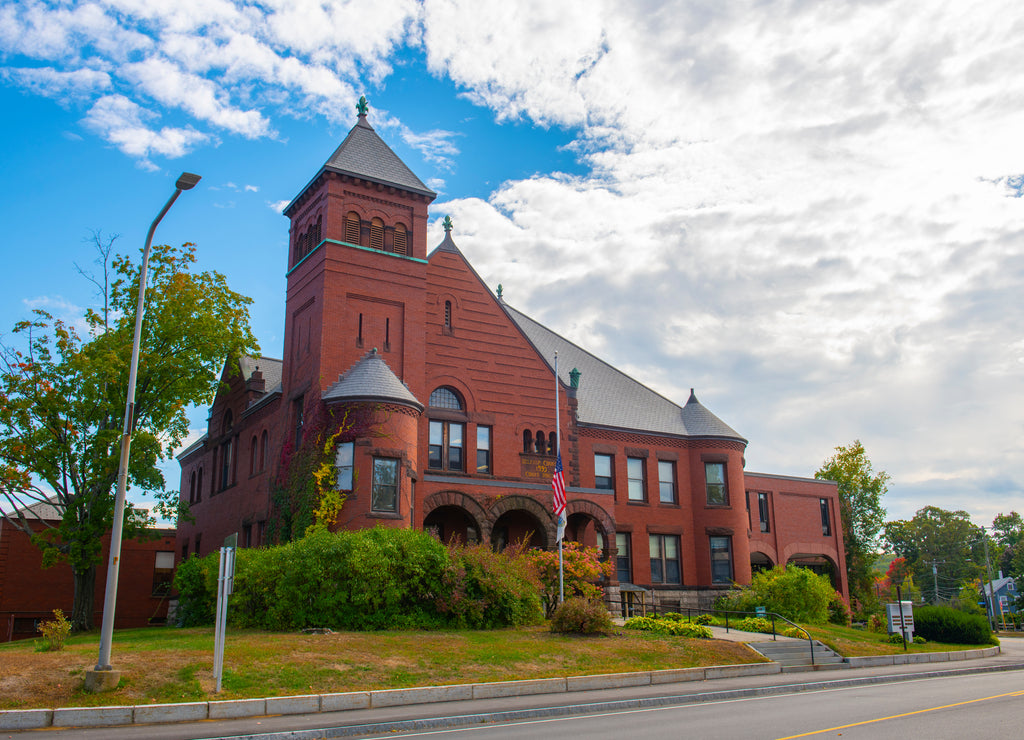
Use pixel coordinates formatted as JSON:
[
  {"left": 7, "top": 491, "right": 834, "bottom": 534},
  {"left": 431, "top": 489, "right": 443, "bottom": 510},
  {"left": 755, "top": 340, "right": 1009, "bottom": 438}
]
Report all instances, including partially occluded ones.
[
  {"left": 750, "top": 550, "right": 775, "bottom": 575},
  {"left": 490, "top": 509, "right": 547, "bottom": 551},
  {"left": 424, "top": 505, "right": 481, "bottom": 546}
]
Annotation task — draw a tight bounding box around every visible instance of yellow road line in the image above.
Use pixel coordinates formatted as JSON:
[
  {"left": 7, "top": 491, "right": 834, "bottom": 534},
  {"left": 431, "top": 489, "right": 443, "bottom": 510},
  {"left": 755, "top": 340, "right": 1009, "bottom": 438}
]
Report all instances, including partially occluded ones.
[{"left": 776, "top": 689, "right": 1024, "bottom": 739}]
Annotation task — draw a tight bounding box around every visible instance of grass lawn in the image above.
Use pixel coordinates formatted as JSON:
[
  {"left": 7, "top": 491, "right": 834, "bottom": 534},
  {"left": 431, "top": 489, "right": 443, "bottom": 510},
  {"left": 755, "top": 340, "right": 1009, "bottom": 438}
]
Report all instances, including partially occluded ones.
[{"left": 0, "top": 625, "right": 762, "bottom": 710}]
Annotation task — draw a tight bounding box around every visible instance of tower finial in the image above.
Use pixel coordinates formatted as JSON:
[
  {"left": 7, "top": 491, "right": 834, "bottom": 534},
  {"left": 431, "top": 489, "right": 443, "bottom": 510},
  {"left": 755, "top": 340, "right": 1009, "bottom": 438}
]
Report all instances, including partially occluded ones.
[
  {"left": 496, "top": 283, "right": 503, "bottom": 300},
  {"left": 356, "top": 96, "right": 369, "bottom": 117},
  {"left": 442, "top": 215, "right": 453, "bottom": 233}
]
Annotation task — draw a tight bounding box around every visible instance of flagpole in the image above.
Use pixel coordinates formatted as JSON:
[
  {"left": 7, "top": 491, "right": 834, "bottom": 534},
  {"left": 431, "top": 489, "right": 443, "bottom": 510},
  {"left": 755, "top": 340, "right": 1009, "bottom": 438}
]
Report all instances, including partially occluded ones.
[{"left": 555, "top": 351, "right": 564, "bottom": 604}]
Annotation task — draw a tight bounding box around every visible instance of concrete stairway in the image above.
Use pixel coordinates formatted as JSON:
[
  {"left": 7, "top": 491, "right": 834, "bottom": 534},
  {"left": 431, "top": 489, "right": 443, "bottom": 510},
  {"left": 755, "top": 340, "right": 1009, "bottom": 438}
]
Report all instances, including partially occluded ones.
[{"left": 751, "top": 639, "right": 849, "bottom": 673}]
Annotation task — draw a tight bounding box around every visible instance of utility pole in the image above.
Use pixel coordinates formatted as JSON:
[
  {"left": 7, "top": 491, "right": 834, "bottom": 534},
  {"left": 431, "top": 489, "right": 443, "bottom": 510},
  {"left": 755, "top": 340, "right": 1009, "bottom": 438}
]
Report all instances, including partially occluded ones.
[
  {"left": 982, "top": 530, "right": 998, "bottom": 631},
  {"left": 925, "top": 560, "right": 945, "bottom": 604}
]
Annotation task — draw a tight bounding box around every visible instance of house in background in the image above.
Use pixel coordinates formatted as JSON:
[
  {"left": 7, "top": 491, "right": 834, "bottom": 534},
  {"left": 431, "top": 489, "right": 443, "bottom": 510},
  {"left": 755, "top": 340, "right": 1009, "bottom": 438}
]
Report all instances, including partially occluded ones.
[
  {"left": 178, "top": 100, "right": 847, "bottom": 609},
  {"left": 0, "top": 500, "right": 176, "bottom": 642},
  {"left": 984, "top": 572, "right": 1017, "bottom": 621}
]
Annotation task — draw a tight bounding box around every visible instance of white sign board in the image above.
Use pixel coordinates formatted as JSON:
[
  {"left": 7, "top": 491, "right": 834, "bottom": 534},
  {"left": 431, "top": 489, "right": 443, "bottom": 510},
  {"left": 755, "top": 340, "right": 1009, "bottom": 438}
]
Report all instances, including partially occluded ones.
[{"left": 886, "top": 601, "right": 914, "bottom": 635}]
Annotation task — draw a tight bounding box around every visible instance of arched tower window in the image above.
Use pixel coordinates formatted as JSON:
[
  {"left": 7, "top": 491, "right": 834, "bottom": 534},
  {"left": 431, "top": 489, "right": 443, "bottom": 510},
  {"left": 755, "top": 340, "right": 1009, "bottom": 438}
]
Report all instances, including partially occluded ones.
[
  {"left": 393, "top": 223, "right": 408, "bottom": 255},
  {"left": 370, "top": 217, "right": 385, "bottom": 250},
  {"left": 523, "top": 430, "right": 533, "bottom": 454},
  {"left": 535, "top": 430, "right": 545, "bottom": 454},
  {"left": 345, "top": 212, "right": 361, "bottom": 244},
  {"left": 444, "top": 301, "right": 452, "bottom": 329},
  {"left": 429, "top": 386, "right": 463, "bottom": 410}
]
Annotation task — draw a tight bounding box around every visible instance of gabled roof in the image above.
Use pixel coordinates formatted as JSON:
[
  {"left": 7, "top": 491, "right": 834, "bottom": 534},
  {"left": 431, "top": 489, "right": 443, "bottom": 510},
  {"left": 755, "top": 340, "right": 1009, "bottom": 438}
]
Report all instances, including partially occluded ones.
[
  {"left": 322, "top": 349, "right": 424, "bottom": 412},
  {"left": 239, "top": 355, "right": 283, "bottom": 394},
  {"left": 501, "top": 302, "right": 746, "bottom": 443}
]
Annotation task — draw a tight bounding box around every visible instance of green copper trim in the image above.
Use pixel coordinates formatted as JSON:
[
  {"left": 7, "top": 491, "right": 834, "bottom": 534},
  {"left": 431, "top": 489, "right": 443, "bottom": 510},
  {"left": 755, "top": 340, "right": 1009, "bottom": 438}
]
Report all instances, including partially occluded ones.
[{"left": 285, "top": 238, "right": 427, "bottom": 277}]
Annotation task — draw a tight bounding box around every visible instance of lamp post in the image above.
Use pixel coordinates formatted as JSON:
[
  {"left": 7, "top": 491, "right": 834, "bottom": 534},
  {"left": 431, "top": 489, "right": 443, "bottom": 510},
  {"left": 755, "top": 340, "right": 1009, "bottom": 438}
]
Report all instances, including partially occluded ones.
[{"left": 86, "top": 172, "right": 201, "bottom": 692}]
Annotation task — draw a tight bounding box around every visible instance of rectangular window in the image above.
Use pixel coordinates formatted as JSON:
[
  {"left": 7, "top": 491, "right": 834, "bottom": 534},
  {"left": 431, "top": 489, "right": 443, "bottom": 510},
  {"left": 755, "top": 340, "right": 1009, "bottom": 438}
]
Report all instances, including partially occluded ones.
[
  {"left": 476, "top": 426, "right": 492, "bottom": 474},
  {"left": 649, "top": 534, "right": 681, "bottom": 584},
  {"left": 658, "top": 460, "right": 676, "bottom": 504},
  {"left": 758, "top": 492, "right": 770, "bottom": 533},
  {"left": 372, "top": 458, "right": 399, "bottom": 512},
  {"left": 335, "top": 441, "right": 354, "bottom": 490},
  {"left": 242, "top": 523, "right": 252, "bottom": 548},
  {"left": 820, "top": 498, "right": 831, "bottom": 536},
  {"left": 153, "top": 551, "right": 175, "bottom": 596},
  {"left": 627, "top": 457, "right": 645, "bottom": 501},
  {"left": 616, "top": 532, "right": 632, "bottom": 584},
  {"left": 710, "top": 536, "right": 733, "bottom": 584},
  {"left": 595, "top": 453, "right": 613, "bottom": 489},
  {"left": 220, "top": 439, "right": 232, "bottom": 491},
  {"left": 428, "top": 420, "right": 464, "bottom": 472},
  {"left": 705, "top": 462, "right": 728, "bottom": 505}
]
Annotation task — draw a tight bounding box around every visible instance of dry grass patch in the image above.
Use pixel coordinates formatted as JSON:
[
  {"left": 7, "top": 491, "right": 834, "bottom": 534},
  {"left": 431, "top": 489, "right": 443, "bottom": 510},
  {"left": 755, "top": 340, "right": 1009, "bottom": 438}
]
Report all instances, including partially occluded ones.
[{"left": 0, "top": 625, "right": 762, "bottom": 710}]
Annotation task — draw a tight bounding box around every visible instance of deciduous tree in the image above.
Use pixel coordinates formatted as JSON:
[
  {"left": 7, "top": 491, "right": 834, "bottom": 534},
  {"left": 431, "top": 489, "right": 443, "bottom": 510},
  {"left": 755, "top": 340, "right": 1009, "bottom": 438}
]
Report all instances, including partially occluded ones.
[
  {"left": 0, "top": 240, "right": 257, "bottom": 630},
  {"left": 815, "top": 440, "right": 888, "bottom": 607}
]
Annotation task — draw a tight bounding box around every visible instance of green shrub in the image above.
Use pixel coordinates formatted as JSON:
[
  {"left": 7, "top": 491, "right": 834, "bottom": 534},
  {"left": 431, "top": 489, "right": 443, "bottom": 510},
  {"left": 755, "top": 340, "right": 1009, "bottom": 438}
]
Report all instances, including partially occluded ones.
[
  {"left": 37, "top": 609, "right": 71, "bottom": 651},
  {"left": 623, "top": 616, "right": 712, "bottom": 638},
  {"left": 692, "top": 613, "right": 713, "bottom": 625},
  {"left": 914, "top": 605, "right": 996, "bottom": 645},
  {"left": 913, "top": 635, "right": 926, "bottom": 644},
  {"left": 440, "top": 543, "right": 543, "bottom": 629},
  {"left": 660, "top": 611, "right": 685, "bottom": 621},
  {"left": 550, "top": 597, "right": 613, "bottom": 634},
  {"left": 173, "top": 527, "right": 542, "bottom": 631},
  {"left": 173, "top": 552, "right": 219, "bottom": 626},
  {"left": 828, "top": 592, "right": 852, "bottom": 626},
  {"left": 781, "top": 626, "right": 806, "bottom": 638},
  {"left": 735, "top": 617, "right": 773, "bottom": 634},
  {"left": 522, "top": 542, "right": 612, "bottom": 617},
  {"left": 866, "top": 613, "right": 886, "bottom": 633},
  {"left": 888, "top": 632, "right": 906, "bottom": 644},
  {"left": 717, "top": 566, "right": 835, "bottom": 624}
]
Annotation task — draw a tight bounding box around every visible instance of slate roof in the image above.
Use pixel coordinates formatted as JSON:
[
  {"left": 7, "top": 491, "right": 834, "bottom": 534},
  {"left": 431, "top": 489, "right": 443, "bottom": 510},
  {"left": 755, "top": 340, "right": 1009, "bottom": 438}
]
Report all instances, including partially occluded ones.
[
  {"left": 322, "top": 349, "right": 424, "bottom": 412},
  {"left": 239, "top": 355, "right": 283, "bottom": 394},
  {"left": 501, "top": 302, "right": 746, "bottom": 443},
  {"left": 322, "top": 113, "right": 436, "bottom": 198}
]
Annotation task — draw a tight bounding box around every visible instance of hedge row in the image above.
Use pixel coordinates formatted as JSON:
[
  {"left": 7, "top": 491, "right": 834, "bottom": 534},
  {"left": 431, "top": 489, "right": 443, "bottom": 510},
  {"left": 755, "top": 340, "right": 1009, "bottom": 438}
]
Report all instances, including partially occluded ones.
[
  {"left": 912, "top": 605, "right": 996, "bottom": 645},
  {"left": 174, "top": 527, "right": 543, "bottom": 631}
]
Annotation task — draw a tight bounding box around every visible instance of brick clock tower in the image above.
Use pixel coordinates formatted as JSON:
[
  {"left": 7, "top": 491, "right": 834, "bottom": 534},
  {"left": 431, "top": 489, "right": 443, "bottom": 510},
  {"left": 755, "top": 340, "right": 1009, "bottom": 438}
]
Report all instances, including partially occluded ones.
[{"left": 281, "top": 96, "right": 436, "bottom": 412}]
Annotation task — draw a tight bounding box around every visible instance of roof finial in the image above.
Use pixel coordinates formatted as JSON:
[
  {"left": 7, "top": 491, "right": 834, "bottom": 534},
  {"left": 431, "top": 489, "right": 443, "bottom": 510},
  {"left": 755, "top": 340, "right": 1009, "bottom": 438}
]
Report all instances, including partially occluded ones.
[
  {"left": 442, "top": 215, "right": 453, "bottom": 233},
  {"left": 356, "top": 96, "right": 369, "bottom": 117},
  {"left": 496, "top": 283, "right": 503, "bottom": 300}
]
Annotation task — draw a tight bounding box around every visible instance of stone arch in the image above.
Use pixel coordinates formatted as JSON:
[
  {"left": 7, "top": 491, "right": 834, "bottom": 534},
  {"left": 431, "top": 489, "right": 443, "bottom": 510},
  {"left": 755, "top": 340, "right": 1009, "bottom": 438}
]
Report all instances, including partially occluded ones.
[
  {"left": 488, "top": 495, "right": 556, "bottom": 550},
  {"left": 750, "top": 550, "right": 775, "bottom": 576},
  {"left": 564, "top": 499, "right": 615, "bottom": 558},
  {"left": 423, "top": 491, "right": 488, "bottom": 529}
]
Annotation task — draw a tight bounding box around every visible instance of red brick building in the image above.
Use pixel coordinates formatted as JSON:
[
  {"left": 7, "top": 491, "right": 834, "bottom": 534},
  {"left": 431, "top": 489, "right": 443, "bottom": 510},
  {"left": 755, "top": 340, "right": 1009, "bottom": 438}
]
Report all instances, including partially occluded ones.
[
  {"left": 0, "top": 501, "right": 176, "bottom": 642},
  {"left": 178, "top": 102, "right": 847, "bottom": 609}
]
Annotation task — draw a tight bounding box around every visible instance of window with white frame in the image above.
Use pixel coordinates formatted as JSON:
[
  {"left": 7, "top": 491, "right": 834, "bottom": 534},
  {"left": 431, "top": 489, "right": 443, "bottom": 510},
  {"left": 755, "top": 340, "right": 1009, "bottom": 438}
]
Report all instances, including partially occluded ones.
[
  {"left": 595, "top": 453, "right": 614, "bottom": 490},
  {"left": 705, "top": 462, "right": 728, "bottom": 505},
  {"left": 658, "top": 460, "right": 676, "bottom": 504},
  {"left": 335, "top": 441, "right": 354, "bottom": 490},
  {"left": 372, "top": 458, "right": 399, "bottom": 512},
  {"left": 627, "top": 457, "right": 645, "bottom": 501},
  {"left": 649, "top": 534, "right": 681, "bottom": 584}
]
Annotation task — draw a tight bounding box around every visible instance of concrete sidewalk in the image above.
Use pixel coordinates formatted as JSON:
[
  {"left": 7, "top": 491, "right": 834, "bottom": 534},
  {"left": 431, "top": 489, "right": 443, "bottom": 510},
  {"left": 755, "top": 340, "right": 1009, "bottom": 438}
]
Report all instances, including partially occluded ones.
[{"left": 1, "top": 635, "right": 1019, "bottom": 733}]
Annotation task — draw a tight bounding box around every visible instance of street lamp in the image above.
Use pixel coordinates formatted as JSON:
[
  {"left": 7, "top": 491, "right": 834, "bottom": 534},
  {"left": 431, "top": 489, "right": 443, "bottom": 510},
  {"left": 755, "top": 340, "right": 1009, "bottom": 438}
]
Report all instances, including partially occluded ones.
[{"left": 85, "top": 172, "right": 201, "bottom": 693}]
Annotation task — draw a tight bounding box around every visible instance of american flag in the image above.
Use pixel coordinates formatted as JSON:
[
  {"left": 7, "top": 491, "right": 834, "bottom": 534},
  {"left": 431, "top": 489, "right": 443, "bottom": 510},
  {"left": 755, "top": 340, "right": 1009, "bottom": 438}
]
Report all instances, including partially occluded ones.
[{"left": 552, "top": 453, "right": 566, "bottom": 517}]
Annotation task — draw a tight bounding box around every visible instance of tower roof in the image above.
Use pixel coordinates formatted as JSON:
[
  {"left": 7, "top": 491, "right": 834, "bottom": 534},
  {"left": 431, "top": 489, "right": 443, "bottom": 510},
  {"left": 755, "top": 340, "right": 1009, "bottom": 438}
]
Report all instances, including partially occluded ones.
[
  {"left": 322, "top": 349, "right": 424, "bottom": 412},
  {"left": 285, "top": 99, "right": 436, "bottom": 215}
]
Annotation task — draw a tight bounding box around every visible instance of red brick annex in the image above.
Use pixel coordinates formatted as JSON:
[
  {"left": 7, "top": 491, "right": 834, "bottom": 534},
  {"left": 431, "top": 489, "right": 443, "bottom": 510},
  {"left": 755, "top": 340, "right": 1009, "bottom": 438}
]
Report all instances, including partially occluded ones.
[{"left": 178, "top": 101, "right": 847, "bottom": 611}]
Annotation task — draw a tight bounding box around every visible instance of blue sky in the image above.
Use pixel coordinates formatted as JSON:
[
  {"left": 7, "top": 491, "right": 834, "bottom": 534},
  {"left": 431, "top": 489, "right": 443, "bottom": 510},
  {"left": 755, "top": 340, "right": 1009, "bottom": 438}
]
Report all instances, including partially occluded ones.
[{"left": 1, "top": 0, "right": 1023, "bottom": 529}]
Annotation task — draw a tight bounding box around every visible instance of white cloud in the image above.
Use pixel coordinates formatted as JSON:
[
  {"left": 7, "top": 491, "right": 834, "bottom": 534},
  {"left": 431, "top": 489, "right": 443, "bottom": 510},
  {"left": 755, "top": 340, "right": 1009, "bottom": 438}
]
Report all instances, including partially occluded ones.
[
  {"left": 83, "top": 95, "right": 209, "bottom": 163},
  {"left": 1, "top": 66, "right": 111, "bottom": 99}
]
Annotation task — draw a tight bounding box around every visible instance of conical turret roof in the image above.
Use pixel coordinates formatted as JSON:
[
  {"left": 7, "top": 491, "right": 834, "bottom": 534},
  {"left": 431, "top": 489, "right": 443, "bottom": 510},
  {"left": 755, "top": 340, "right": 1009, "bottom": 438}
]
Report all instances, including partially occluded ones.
[{"left": 322, "top": 349, "right": 424, "bottom": 412}]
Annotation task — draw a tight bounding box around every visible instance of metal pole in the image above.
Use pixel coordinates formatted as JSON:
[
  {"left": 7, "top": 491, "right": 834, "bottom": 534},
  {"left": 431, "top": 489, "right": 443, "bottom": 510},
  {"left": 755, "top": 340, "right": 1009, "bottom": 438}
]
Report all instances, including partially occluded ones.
[
  {"left": 983, "top": 532, "right": 998, "bottom": 631},
  {"left": 94, "top": 173, "right": 201, "bottom": 672},
  {"left": 555, "top": 351, "right": 563, "bottom": 604}
]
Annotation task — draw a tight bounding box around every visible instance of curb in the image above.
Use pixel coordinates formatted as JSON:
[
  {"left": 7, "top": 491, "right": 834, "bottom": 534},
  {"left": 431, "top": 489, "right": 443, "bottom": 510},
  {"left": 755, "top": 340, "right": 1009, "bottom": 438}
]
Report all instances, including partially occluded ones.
[{"left": 0, "top": 646, "right": 1004, "bottom": 731}]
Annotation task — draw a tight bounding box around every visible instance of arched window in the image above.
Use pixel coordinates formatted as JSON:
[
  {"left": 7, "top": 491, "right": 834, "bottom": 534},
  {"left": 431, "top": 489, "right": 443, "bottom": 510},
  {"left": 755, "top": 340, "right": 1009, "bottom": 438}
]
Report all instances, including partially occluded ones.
[
  {"left": 345, "top": 212, "right": 361, "bottom": 244},
  {"left": 223, "top": 410, "right": 233, "bottom": 435},
  {"left": 370, "top": 217, "right": 384, "bottom": 250},
  {"left": 548, "top": 434, "right": 557, "bottom": 456},
  {"left": 428, "top": 386, "right": 465, "bottom": 472},
  {"left": 260, "top": 430, "right": 268, "bottom": 472},
  {"left": 249, "top": 435, "right": 257, "bottom": 476},
  {"left": 189, "top": 471, "right": 196, "bottom": 504},
  {"left": 197, "top": 467, "right": 204, "bottom": 502},
  {"left": 535, "top": 430, "right": 545, "bottom": 454},
  {"left": 444, "top": 300, "right": 452, "bottom": 329},
  {"left": 523, "top": 430, "right": 533, "bottom": 454},
  {"left": 429, "top": 386, "right": 463, "bottom": 410},
  {"left": 221, "top": 410, "right": 234, "bottom": 491},
  {"left": 393, "top": 223, "right": 407, "bottom": 255}
]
